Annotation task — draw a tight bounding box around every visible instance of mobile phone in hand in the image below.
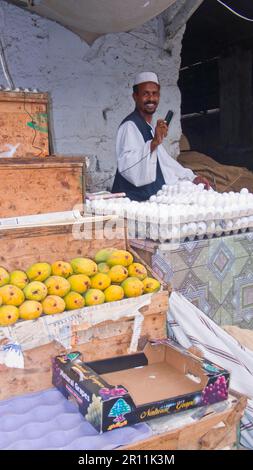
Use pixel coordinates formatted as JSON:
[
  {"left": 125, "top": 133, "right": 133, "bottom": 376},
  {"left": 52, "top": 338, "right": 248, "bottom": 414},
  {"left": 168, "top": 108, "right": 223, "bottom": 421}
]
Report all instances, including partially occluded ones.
[{"left": 164, "top": 110, "right": 174, "bottom": 126}]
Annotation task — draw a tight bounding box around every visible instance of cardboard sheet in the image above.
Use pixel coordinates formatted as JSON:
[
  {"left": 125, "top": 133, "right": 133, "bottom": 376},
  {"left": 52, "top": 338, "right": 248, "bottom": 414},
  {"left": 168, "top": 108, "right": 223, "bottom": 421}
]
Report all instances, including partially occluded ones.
[{"left": 0, "top": 294, "right": 151, "bottom": 351}]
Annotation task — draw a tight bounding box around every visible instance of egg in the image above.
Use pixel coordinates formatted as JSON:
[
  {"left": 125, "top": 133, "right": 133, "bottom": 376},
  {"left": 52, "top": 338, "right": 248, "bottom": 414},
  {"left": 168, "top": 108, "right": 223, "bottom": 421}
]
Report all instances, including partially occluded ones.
[
  {"left": 196, "top": 222, "right": 207, "bottom": 239},
  {"left": 171, "top": 226, "right": 180, "bottom": 240},
  {"left": 196, "top": 194, "right": 205, "bottom": 206},
  {"left": 241, "top": 217, "right": 248, "bottom": 232},
  {"left": 197, "top": 183, "right": 205, "bottom": 191},
  {"left": 240, "top": 188, "right": 249, "bottom": 194},
  {"left": 206, "top": 221, "right": 215, "bottom": 238},
  {"left": 215, "top": 224, "right": 223, "bottom": 237},
  {"left": 225, "top": 220, "right": 233, "bottom": 232},
  {"left": 181, "top": 224, "right": 189, "bottom": 237},
  {"left": 249, "top": 216, "right": 253, "bottom": 229},
  {"left": 188, "top": 222, "right": 197, "bottom": 235}
]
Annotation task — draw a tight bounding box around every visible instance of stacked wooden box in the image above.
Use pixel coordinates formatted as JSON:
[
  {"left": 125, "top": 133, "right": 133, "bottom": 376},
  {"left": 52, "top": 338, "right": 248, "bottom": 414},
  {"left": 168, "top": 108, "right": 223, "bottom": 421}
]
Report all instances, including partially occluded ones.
[{"left": 0, "top": 90, "right": 168, "bottom": 400}]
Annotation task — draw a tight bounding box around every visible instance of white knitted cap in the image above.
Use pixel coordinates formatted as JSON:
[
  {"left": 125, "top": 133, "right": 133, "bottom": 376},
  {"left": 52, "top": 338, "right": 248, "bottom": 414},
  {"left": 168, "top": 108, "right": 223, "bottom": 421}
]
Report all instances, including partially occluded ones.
[{"left": 133, "top": 72, "right": 159, "bottom": 86}]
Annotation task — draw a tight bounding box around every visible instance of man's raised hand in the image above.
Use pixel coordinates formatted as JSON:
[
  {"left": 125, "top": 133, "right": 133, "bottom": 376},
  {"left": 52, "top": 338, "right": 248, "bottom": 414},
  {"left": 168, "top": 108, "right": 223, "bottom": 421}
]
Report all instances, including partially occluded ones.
[{"left": 151, "top": 119, "right": 168, "bottom": 152}]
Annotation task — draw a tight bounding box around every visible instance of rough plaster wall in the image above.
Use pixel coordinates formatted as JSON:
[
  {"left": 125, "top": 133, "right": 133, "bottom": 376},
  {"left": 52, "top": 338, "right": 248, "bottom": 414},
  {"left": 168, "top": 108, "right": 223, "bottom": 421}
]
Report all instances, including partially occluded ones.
[{"left": 0, "top": 1, "right": 185, "bottom": 190}]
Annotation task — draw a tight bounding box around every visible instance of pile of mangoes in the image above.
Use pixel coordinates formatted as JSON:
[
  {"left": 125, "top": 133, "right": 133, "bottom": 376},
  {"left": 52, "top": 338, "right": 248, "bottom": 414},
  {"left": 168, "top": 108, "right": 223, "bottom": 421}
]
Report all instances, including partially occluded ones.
[{"left": 0, "top": 248, "right": 160, "bottom": 326}]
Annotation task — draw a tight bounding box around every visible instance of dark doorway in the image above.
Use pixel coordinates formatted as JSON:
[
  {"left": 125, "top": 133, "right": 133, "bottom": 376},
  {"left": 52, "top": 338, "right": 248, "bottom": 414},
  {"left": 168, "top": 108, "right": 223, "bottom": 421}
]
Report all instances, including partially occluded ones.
[{"left": 179, "top": 0, "right": 253, "bottom": 170}]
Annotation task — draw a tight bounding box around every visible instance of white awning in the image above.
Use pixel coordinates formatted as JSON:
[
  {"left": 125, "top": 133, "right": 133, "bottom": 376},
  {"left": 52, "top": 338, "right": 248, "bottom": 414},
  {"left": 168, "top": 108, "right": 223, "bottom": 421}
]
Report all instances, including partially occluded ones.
[{"left": 26, "top": 0, "right": 177, "bottom": 44}]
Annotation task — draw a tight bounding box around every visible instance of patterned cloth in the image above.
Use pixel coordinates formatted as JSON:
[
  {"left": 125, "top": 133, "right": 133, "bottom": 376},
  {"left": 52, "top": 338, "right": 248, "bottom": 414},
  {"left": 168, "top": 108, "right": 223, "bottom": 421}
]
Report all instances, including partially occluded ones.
[
  {"left": 150, "top": 232, "right": 253, "bottom": 329},
  {"left": 168, "top": 291, "right": 253, "bottom": 449}
]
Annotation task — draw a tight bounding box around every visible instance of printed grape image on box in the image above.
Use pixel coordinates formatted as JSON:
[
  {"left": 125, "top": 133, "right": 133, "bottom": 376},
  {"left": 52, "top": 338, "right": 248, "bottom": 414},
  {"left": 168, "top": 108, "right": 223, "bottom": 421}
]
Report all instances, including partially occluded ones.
[{"left": 52, "top": 340, "right": 230, "bottom": 433}]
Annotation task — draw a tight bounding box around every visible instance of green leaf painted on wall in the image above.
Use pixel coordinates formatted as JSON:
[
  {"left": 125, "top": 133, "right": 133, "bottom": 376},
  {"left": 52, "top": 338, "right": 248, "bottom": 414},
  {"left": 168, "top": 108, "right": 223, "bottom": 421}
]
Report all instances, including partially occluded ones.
[{"left": 27, "top": 113, "right": 48, "bottom": 133}]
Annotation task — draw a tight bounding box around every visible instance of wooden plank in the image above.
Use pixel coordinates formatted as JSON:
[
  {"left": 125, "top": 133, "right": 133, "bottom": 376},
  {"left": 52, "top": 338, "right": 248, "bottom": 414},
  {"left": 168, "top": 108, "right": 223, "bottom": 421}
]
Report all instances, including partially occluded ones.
[
  {"left": 0, "top": 225, "right": 75, "bottom": 240},
  {"left": 0, "top": 224, "right": 126, "bottom": 270},
  {"left": 78, "top": 336, "right": 133, "bottom": 362},
  {"left": 0, "top": 341, "right": 64, "bottom": 401},
  {"left": 199, "top": 394, "right": 247, "bottom": 450},
  {"left": 129, "top": 245, "right": 154, "bottom": 268},
  {"left": 0, "top": 168, "right": 83, "bottom": 216},
  {"left": 120, "top": 395, "right": 245, "bottom": 450},
  {"left": 0, "top": 156, "right": 86, "bottom": 167},
  {"left": 140, "top": 290, "right": 169, "bottom": 313},
  {"left": 0, "top": 91, "right": 48, "bottom": 103},
  {"left": 0, "top": 306, "right": 166, "bottom": 400},
  {"left": 73, "top": 303, "right": 167, "bottom": 356},
  {"left": 141, "top": 312, "right": 167, "bottom": 339},
  {"left": 199, "top": 424, "right": 236, "bottom": 450},
  {"left": 0, "top": 157, "right": 86, "bottom": 217},
  {"left": 79, "top": 323, "right": 164, "bottom": 361},
  {"left": 0, "top": 92, "right": 49, "bottom": 158}
]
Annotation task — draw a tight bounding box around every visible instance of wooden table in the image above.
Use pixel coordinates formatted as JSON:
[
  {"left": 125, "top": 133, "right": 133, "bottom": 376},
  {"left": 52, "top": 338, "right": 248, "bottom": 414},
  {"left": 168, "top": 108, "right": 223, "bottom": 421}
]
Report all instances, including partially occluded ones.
[{"left": 121, "top": 392, "right": 246, "bottom": 450}]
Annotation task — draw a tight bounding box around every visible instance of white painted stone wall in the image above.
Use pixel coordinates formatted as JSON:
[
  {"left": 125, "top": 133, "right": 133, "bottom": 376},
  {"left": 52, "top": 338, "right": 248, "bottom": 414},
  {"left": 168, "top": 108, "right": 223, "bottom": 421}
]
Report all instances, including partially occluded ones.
[{"left": 0, "top": 1, "right": 185, "bottom": 190}]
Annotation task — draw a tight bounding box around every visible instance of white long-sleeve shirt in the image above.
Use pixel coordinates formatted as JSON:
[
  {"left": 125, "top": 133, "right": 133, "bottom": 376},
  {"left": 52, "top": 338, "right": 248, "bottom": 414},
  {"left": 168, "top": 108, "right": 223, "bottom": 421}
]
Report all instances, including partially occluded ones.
[{"left": 116, "top": 120, "right": 195, "bottom": 187}]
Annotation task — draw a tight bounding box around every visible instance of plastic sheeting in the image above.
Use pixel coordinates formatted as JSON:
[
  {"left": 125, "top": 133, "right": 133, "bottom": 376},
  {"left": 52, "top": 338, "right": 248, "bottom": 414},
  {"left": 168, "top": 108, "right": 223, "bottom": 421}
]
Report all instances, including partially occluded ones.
[
  {"left": 28, "top": 0, "right": 177, "bottom": 43},
  {"left": 0, "top": 388, "right": 152, "bottom": 449}
]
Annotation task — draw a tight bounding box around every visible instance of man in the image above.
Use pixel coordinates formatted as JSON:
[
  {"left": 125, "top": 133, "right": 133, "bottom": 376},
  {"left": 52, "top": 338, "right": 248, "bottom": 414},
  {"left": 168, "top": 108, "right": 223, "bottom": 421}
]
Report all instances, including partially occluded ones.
[{"left": 112, "top": 72, "right": 210, "bottom": 201}]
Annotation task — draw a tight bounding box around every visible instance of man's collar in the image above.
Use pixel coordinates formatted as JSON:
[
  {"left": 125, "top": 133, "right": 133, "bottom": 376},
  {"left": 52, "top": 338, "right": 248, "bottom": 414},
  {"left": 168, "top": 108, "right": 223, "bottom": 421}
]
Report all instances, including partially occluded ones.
[{"left": 134, "top": 107, "right": 153, "bottom": 127}]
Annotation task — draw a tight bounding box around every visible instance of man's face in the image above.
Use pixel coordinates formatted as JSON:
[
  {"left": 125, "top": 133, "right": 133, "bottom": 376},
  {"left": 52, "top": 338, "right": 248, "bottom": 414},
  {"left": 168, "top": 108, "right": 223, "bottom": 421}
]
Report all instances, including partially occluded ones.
[{"left": 133, "top": 82, "right": 160, "bottom": 116}]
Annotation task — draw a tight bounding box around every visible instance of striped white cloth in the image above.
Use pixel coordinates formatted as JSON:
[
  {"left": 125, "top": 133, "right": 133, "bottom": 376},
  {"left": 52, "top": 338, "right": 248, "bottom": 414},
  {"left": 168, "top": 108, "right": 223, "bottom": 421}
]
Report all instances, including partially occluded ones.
[{"left": 168, "top": 292, "right": 253, "bottom": 449}]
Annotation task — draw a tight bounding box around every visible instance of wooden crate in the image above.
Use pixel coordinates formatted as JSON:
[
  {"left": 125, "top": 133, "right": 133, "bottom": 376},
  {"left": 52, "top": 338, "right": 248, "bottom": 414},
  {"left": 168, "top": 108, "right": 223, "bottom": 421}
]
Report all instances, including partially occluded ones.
[
  {"left": 120, "top": 391, "right": 247, "bottom": 450},
  {"left": 0, "top": 223, "right": 125, "bottom": 270},
  {"left": 129, "top": 239, "right": 157, "bottom": 267},
  {"left": 0, "top": 90, "right": 49, "bottom": 158},
  {"left": 0, "top": 156, "right": 86, "bottom": 217},
  {"left": 0, "top": 219, "right": 169, "bottom": 400}
]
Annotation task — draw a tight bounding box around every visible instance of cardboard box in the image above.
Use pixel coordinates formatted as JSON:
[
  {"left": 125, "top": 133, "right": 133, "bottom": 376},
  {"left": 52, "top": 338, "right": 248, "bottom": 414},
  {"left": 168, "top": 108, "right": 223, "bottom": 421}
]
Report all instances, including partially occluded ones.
[
  {"left": 0, "top": 217, "right": 168, "bottom": 400},
  {"left": 52, "top": 339, "right": 230, "bottom": 433}
]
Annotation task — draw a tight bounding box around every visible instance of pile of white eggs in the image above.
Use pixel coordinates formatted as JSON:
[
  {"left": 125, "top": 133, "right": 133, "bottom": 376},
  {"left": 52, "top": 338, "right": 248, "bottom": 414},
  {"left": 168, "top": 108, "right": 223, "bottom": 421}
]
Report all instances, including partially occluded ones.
[{"left": 87, "top": 182, "right": 253, "bottom": 242}]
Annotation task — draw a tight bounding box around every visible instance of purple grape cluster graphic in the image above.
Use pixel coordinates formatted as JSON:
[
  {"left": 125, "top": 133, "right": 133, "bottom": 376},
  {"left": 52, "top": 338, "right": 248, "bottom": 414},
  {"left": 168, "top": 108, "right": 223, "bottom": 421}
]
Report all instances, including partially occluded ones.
[{"left": 201, "top": 375, "right": 228, "bottom": 405}]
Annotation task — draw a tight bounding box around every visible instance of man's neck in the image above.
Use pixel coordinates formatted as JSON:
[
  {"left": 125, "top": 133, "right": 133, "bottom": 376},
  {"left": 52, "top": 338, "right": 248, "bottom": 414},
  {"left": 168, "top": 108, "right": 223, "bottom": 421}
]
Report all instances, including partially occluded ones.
[{"left": 136, "top": 108, "right": 152, "bottom": 124}]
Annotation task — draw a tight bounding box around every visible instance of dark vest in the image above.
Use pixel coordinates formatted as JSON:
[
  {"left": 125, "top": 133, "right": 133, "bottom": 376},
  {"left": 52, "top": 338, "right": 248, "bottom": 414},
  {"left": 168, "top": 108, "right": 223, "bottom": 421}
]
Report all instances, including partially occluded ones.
[{"left": 111, "top": 109, "right": 165, "bottom": 201}]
